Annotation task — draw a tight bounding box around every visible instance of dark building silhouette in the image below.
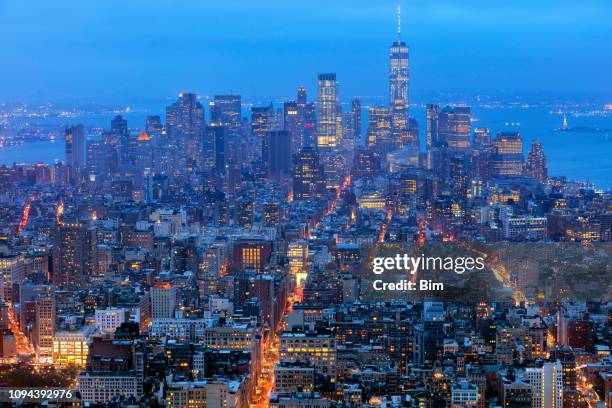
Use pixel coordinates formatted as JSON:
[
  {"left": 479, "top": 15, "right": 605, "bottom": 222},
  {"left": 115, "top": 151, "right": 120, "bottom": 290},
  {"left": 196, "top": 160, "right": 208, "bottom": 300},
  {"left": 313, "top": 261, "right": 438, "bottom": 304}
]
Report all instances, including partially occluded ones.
[
  {"left": 265, "top": 130, "right": 292, "bottom": 180},
  {"left": 526, "top": 140, "right": 548, "bottom": 181},
  {"left": 292, "top": 147, "right": 326, "bottom": 201}
]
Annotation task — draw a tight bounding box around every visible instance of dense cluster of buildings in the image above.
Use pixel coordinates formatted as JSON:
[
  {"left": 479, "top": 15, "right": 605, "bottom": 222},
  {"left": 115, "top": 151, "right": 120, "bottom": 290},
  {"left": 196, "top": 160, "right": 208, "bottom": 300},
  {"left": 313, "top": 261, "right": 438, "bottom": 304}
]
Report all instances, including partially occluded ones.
[{"left": 0, "top": 9, "right": 610, "bottom": 408}]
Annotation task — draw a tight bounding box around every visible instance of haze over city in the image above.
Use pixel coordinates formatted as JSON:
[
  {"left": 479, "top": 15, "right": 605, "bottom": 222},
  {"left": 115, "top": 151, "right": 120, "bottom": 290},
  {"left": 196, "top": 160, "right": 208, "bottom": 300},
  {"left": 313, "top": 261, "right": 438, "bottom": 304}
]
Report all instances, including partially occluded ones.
[{"left": 1, "top": 0, "right": 611, "bottom": 102}]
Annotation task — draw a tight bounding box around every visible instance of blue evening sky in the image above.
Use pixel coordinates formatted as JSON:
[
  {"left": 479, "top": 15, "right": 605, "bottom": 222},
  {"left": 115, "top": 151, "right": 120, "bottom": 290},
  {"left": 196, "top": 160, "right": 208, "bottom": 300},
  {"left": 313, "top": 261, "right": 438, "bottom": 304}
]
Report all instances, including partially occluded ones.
[{"left": 1, "top": 0, "right": 611, "bottom": 104}]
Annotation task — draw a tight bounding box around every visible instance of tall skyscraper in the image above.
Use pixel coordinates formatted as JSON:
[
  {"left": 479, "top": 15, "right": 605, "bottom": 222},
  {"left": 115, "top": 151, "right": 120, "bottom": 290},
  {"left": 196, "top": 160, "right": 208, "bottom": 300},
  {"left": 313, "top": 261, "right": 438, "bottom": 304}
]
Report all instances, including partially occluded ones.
[
  {"left": 292, "top": 147, "right": 326, "bottom": 201},
  {"left": 166, "top": 94, "right": 205, "bottom": 140},
  {"left": 86, "top": 140, "right": 110, "bottom": 181},
  {"left": 341, "top": 112, "right": 355, "bottom": 151},
  {"left": 51, "top": 222, "right": 96, "bottom": 288},
  {"left": 264, "top": 130, "right": 292, "bottom": 180},
  {"left": 210, "top": 95, "right": 241, "bottom": 126},
  {"left": 251, "top": 105, "right": 274, "bottom": 139},
  {"left": 297, "top": 86, "right": 307, "bottom": 106},
  {"left": 283, "top": 101, "right": 300, "bottom": 153},
  {"left": 316, "top": 73, "right": 338, "bottom": 149},
  {"left": 252, "top": 105, "right": 274, "bottom": 166},
  {"left": 210, "top": 95, "right": 242, "bottom": 167},
  {"left": 165, "top": 93, "right": 205, "bottom": 171},
  {"left": 316, "top": 73, "right": 345, "bottom": 189},
  {"left": 0, "top": 302, "right": 8, "bottom": 331},
  {"left": 322, "top": 154, "right": 346, "bottom": 191},
  {"left": 294, "top": 87, "right": 308, "bottom": 148},
  {"left": 65, "top": 125, "right": 85, "bottom": 183},
  {"left": 439, "top": 106, "right": 471, "bottom": 150},
  {"left": 471, "top": 128, "right": 492, "bottom": 183},
  {"left": 366, "top": 106, "right": 392, "bottom": 153},
  {"left": 203, "top": 125, "right": 226, "bottom": 178},
  {"left": 150, "top": 281, "right": 177, "bottom": 319},
  {"left": 526, "top": 140, "right": 548, "bottom": 181},
  {"left": 351, "top": 99, "right": 362, "bottom": 145},
  {"left": 448, "top": 153, "right": 470, "bottom": 200},
  {"left": 134, "top": 130, "right": 153, "bottom": 175},
  {"left": 524, "top": 361, "right": 563, "bottom": 408},
  {"left": 473, "top": 127, "right": 492, "bottom": 149},
  {"left": 341, "top": 99, "right": 361, "bottom": 150},
  {"left": 110, "top": 115, "right": 130, "bottom": 166},
  {"left": 34, "top": 291, "right": 55, "bottom": 363},
  {"left": 492, "top": 132, "right": 524, "bottom": 177},
  {"left": 303, "top": 102, "right": 317, "bottom": 148},
  {"left": 0, "top": 253, "right": 24, "bottom": 303},
  {"left": 425, "top": 104, "right": 440, "bottom": 170},
  {"left": 294, "top": 86, "right": 317, "bottom": 148},
  {"left": 389, "top": 6, "right": 410, "bottom": 148},
  {"left": 145, "top": 115, "right": 164, "bottom": 145},
  {"left": 111, "top": 115, "right": 129, "bottom": 139},
  {"left": 554, "top": 346, "right": 584, "bottom": 408}
]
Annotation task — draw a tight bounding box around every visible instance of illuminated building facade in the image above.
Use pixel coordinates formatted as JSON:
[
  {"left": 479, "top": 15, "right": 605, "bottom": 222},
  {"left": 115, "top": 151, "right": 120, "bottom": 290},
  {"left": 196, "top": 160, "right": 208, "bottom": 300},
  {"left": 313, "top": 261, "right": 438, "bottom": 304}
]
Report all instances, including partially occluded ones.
[
  {"left": 366, "top": 106, "right": 392, "bottom": 153},
  {"left": 0, "top": 254, "right": 24, "bottom": 302},
  {"left": 287, "top": 240, "right": 308, "bottom": 278},
  {"left": 150, "top": 282, "right": 177, "bottom": 319},
  {"left": 52, "top": 326, "right": 94, "bottom": 366},
  {"left": 439, "top": 106, "right": 471, "bottom": 151},
  {"left": 473, "top": 127, "right": 491, "bottom": 149},
  {"left": 232, "top": 240, "right": 272, "bottom": 273},
  {"left": 492, "top": 132, "right": 524, "bottom": 177},
  {"left": 251, "top": 105, "right": 273, "bottom": 139},
  {"left": 204, "top": 324, "right": 256, "bottom": 351},
  {"left": 279, "top": 330, "right": 337, "bottom": 380},
  {"left": 389, "top": 6, "right": 411, "bottom": 149},
  {"left": 274, "top": 361, "right": 315, "bottom": 393},
  {"left": 34, "top": 293, "right": 55, "bottom": 362},
  {"left": 502, "top": 215, "right": 548, "bottom": 240},
  {"left": 358, "top": 190, "right": 386, "bottom": 210},
  {"left": 316, "top": 73, "right": 338, "bottom": 149},
  {"left": 164, "top": 377, "right": 245, "bottom": 408},
  {"left": 322, "top": 154, "right": 346, "bottom": 190},
  {"left": 524, "top": 362, "right": 563, "bottom": 408}
]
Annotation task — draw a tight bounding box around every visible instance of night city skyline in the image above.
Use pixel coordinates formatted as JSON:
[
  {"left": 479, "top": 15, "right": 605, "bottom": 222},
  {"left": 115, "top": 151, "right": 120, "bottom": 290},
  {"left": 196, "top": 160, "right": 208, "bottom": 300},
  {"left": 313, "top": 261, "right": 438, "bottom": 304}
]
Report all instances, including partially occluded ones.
[{"left": 0, "top": 2, "right": 610, "bottom": 408}]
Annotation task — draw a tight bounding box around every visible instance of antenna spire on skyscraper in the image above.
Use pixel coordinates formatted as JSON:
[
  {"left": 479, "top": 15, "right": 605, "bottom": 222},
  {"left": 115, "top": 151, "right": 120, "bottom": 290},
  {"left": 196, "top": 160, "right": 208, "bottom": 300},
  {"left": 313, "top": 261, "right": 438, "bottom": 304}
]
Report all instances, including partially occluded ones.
[{"left": 397, "top": 4, "right": 401, "bottom": 41}]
